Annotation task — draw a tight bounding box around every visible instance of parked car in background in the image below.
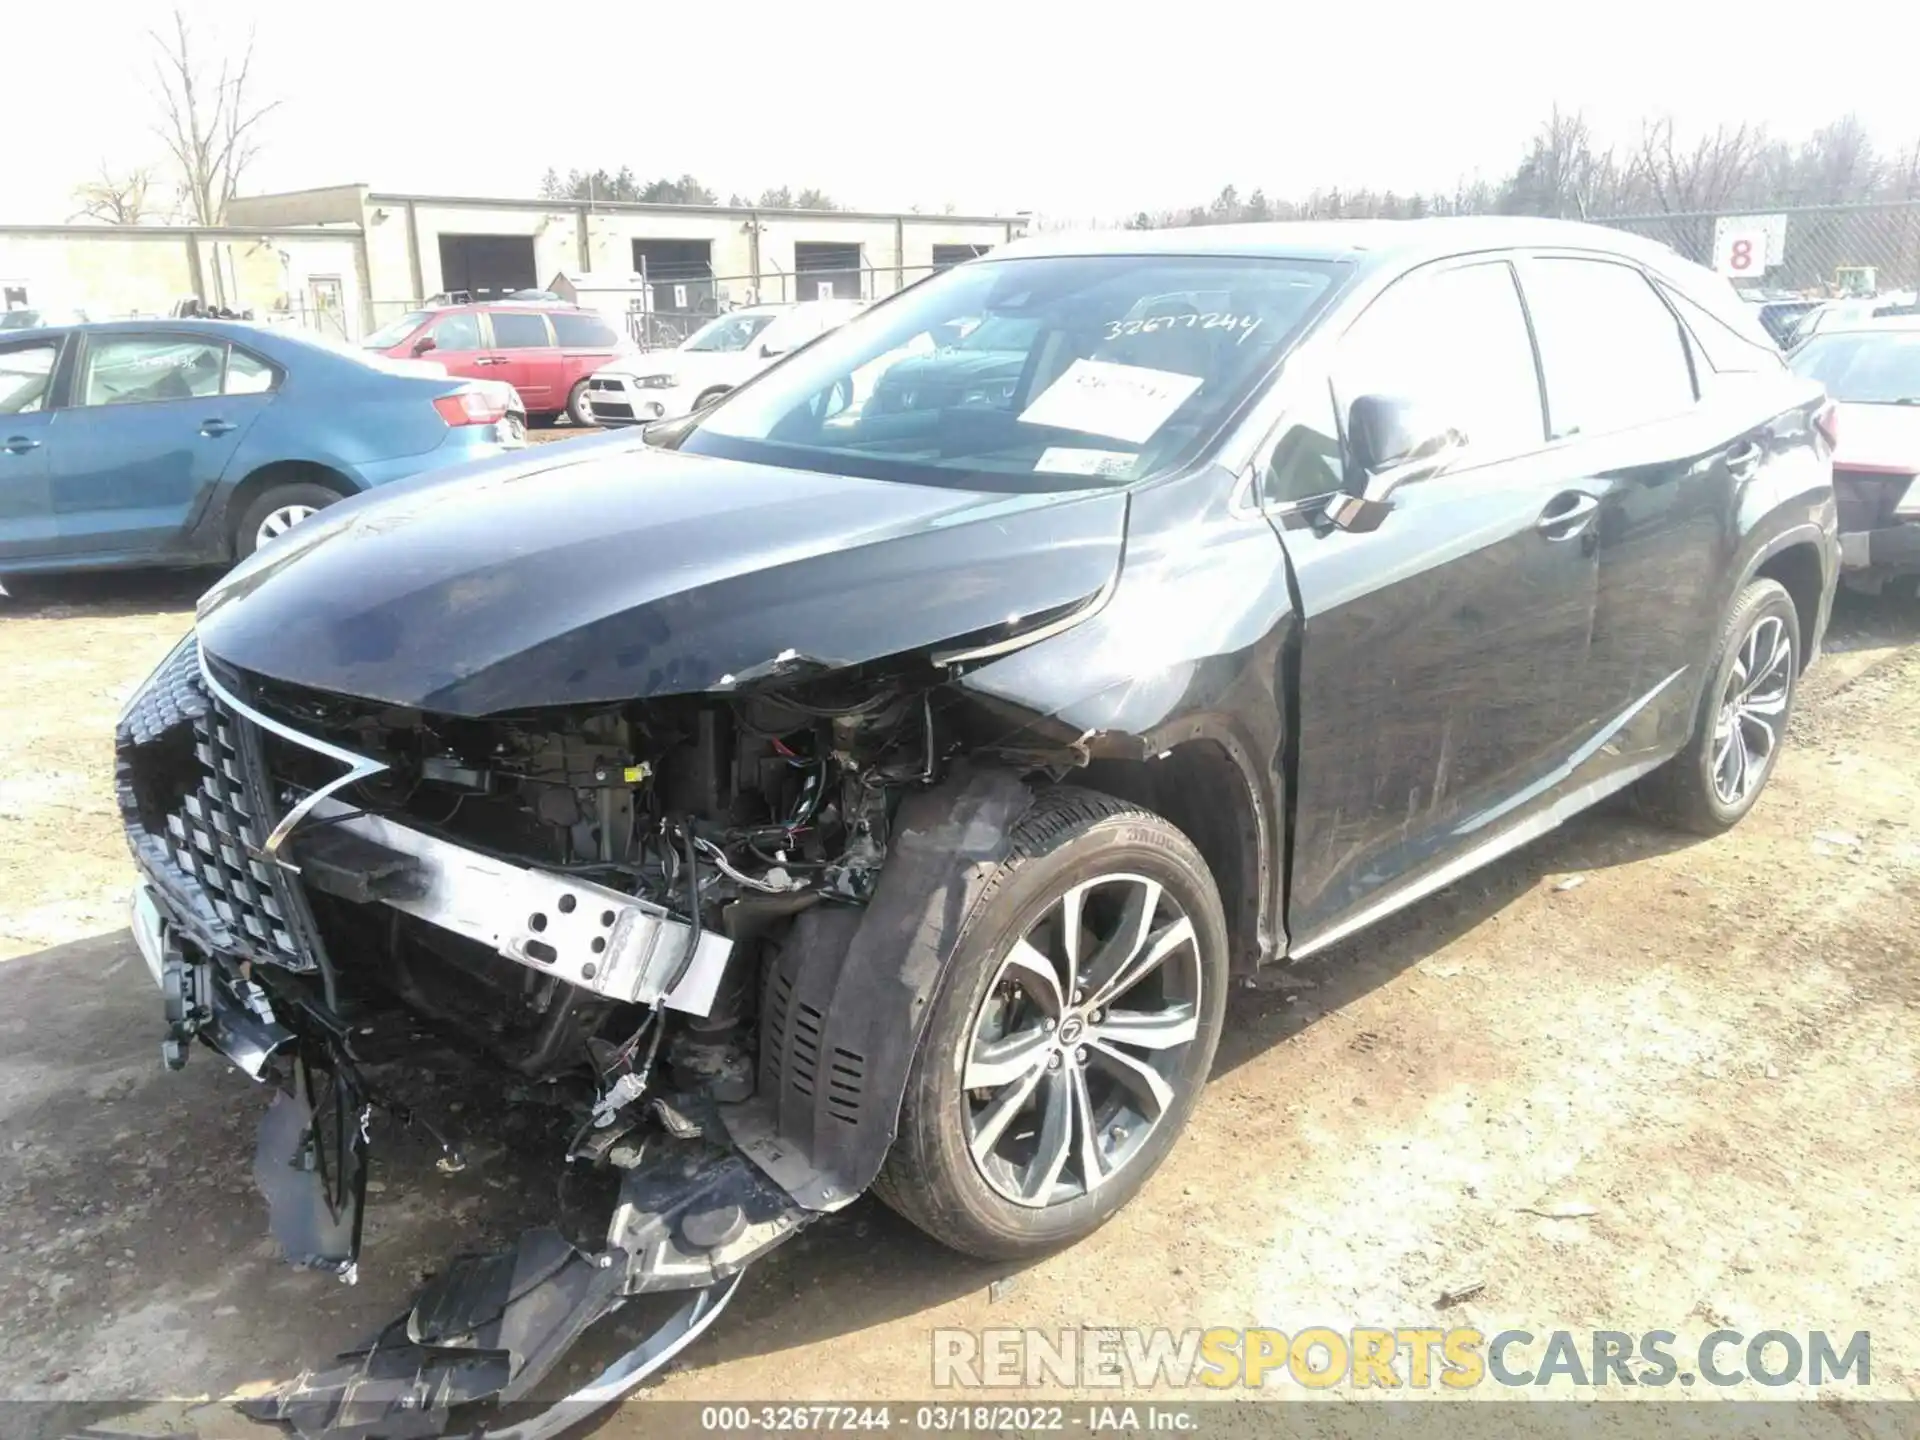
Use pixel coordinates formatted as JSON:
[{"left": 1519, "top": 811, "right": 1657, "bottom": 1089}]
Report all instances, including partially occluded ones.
[
  {"left": 1741, "top": 293, "right": 1823, "bottom": 349},
  {"left": 360, "top": 303, "right": 628, "bottom": 426},
  {"left": 0, "top": 319, "right": 522, "bottom": 578},
  {"left": 1790, "top": 316, "right": 1920, "bottom": 591},
  {"left": 125, "top": 219, "right": 1835, "bottom": 1435},
  {"left": 1786, "top": 294, "right": 1920, "bottom": 349},
  {"left": 585, "top": 299, "right": 865, "bottom": 425}
]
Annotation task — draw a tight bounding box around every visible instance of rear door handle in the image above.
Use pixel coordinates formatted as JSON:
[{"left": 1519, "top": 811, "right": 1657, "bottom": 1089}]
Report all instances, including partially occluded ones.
[
  {"left": 201, "top": 419, "right": 237, "bottom": 437},
  {"left": 473, "top": 357, "right": 507, "bottom": 367},
  {"left": 3, "top": 435, "right": 41, "bottom": 454},
  {"left": 1537, "top": 491, "right": 1600, "bottom": 539},
  {"left": 1726, "top": 440, "right": 1764, "bottom": 480}
]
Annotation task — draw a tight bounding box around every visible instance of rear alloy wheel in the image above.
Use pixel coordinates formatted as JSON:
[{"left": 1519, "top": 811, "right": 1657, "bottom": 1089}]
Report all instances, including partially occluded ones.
[
  {"left": 874, "top": 789, "right": 1227, "bottom": 1259},
  {"left": 1636, "top": 577, "right": 1800, "bottom": 833},
  {"left": 233, "top": 481, "right": 342, "bottom": 560}
]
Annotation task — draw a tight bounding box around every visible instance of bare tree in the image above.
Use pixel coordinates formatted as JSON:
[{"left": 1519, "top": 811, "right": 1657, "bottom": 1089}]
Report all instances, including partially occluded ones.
[
  {"left": 69, "top": 163, "right": 156, "bottom": 225},
  {"left": 1632, "top": 117, "right": 1765, "bottom": 215},
  {"left": 1499, "top": 107, "right": 1619, "bottom": 218},
  {"left": 1791, "top": 114, "right": 1885, "bottom": 204},
  {"left": 150, "top": 8, "right": 278, "bottom": 226}
]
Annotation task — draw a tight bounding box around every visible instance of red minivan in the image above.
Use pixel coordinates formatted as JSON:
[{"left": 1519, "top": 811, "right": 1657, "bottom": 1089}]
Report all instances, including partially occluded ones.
[{"left": 361, "top": 304, "right": 629, "bottom": 426}]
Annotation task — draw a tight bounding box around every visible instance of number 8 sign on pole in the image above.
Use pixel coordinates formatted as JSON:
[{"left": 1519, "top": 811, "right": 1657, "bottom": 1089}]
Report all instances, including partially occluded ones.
[{"left": 1713, "top": 221, "right": 1771, "bottom": 279}]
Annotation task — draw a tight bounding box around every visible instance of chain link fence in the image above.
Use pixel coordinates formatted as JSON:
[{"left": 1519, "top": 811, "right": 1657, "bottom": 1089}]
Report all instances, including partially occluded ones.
[
  {"left": 622, "top": 263, "right": 950, "bottom": 350},
  {"left": 1595, "top": 200, "right": 1920, "bottom": 298}
]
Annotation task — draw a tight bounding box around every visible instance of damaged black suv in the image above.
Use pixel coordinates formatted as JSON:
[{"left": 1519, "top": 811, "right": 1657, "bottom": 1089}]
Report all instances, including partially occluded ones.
[{"left": 116, "top": 219, "right": 1837, "bottom": 1436}]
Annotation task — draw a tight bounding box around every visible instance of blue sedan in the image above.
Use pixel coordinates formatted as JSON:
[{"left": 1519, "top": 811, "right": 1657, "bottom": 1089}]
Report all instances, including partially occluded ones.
[{"left": 0, "top": 319, "right": 523, "bottom": 575}]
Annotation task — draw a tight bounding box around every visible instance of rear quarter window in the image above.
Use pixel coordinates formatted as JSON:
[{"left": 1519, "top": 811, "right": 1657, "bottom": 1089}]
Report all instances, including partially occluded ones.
[{"left": 1660, "top": 285, "right": 1786, "bottom": 375}]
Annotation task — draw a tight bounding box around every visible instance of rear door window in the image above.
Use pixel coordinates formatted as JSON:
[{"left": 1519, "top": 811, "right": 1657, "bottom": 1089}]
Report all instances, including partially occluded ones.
[
  {"left": 550, "top": 312, "right": 619, "bottom": 348},
  {"left": 489, "top": 311, "right": 552, "bottom": 348},
  {"left": 80, "top": 336, "right": 226, "bottom": 406},
  {"left": 1521, "top": 258, "right": 1697, "bottom": 439},
  {"left": 1334, "top": 260, "right": 1546, "bottom": 464}
]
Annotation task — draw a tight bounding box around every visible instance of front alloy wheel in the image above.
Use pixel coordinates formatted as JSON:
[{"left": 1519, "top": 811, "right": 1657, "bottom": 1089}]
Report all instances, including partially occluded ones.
[
  {"left": 875, "top": 788, "right": 1228, "bottom": 1260},
  {"left": 965, "top": 874, "right": 1202, "bottom": 1208}
]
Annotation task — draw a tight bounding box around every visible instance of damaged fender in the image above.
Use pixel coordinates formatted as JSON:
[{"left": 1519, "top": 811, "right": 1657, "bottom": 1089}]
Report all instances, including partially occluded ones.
[{"left": 722, "top": 766, "right": 1035, "bottom": 1210}]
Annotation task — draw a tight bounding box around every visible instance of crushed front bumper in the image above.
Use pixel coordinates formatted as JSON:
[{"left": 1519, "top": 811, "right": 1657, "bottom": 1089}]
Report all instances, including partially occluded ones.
[{"left": 116, "top": 642, "right": 814, "bottom": 1437}]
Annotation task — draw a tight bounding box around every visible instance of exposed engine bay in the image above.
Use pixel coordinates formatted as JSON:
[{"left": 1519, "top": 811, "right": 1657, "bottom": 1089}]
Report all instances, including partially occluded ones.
[{"left": 117, "top": 635, "right": 1046, "bottom": 1438}]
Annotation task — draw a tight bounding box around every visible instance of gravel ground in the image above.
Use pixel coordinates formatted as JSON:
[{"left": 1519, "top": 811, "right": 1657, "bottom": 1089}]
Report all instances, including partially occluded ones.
[{"left": 2, "top": 531, "right": 1916, "bottom": 1435}]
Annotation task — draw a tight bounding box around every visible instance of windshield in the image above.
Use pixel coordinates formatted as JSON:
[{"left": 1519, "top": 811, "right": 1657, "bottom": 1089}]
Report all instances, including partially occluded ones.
[
  {"left": 683, "top": 312, "right": 778, "bottom": 352},
  {"left": 363, "top": 311, "right": 433, "bottom": 350},
  {"left": 1791, "top": 330, "right": 1920, "bottom": 404},
  {"left": 672, "top": 254, "right": 1341, "bottom": 490}
]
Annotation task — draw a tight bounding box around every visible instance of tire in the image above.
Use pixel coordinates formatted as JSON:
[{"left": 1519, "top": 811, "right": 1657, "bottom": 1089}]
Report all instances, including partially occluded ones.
[
  {"left": 693, "top": 386, "right": 730, "bottom": 411},
  {"left": 1634, "top": 577, "right": 1801, "bottom": 834},
  {"left": 233, "top": 482, "right": 342, "bottom": 560},
  {"left": 873, "top": 787, "right": 1229, "bottom": 1260},
  {"left": 565, "top": 380, "right": 594, "bottom": 428}
]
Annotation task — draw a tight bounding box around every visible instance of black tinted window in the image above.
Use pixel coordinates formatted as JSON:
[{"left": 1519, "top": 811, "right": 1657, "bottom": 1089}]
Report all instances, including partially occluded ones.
[
  {"left": 1523, "top": 259, "right": 1695, "bottom": 439},
  {"left": 550, "top": 312, "right": 619, "bottom": 348},
  {"left": 490, "top": 311, "right": 552, "bottom": 348},
  {"left": 1335, "top": 261, "right": 1545, "bottom": 461}
]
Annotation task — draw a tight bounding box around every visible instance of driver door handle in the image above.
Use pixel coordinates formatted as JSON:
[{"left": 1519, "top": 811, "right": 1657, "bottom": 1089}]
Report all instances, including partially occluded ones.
[
  {"left": 474, "top": 356, "right": 508, "bottom": 366},
  {"left": 201, "top": 419, "right": 237, "bottom": 437},
  {"left": 3, "top": 435, "right": 41, "bottom": 454},
  {"left": 1537, "top": 491, "right": 1600, "bottom": 540}
]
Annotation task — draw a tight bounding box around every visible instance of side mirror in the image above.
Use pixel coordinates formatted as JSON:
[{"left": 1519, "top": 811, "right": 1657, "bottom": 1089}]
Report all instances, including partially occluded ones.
[
  {"left": 1326, "top": 394, "right": 1462, "bottom": 532},
  {"left": 411, "top": 334, "right": 437, "bottom": 356},
  {"left": 759, "top": 341, "right": 788, "bottom": 359}
]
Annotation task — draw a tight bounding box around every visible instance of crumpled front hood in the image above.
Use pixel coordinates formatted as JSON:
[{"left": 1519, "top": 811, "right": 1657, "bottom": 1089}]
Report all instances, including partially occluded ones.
[{"left": 195, "top": 438, "right": 1127, "bottom": 716}]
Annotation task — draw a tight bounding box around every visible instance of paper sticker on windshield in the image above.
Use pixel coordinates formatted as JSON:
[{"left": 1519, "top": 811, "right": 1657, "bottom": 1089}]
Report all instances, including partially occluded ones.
[
  {"left": 1035, "top": 447, "right": 1138, "bottom": 479},
  {"left": 1019, "top": 359, "right": 1203, "bottom": 445}
]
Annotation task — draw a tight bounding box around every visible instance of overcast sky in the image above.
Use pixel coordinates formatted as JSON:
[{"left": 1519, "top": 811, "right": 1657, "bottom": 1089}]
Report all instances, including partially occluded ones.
[{"left": 7, "top": 0, "right": 1920, "bottom": 226}]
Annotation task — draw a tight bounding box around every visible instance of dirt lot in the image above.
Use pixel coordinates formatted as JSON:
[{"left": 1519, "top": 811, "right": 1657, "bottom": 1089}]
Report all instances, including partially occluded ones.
[{"left": 2, "top": 548, "right": 1917, "bottom": 1434}]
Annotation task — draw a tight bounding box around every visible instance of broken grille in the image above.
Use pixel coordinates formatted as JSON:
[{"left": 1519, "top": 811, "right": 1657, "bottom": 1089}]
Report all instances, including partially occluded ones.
[
  {"left": 165, "top": 701, "right": 302, "bottom": 965},
  {"left": 118, "top": 639, "right": 311, "bottom": 971}
]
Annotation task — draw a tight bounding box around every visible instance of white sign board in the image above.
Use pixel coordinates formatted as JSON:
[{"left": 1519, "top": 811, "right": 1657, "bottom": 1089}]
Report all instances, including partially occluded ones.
[
  {"left": 1018, "top": 359, "right": 1204, "bottom": 445},
  {"left": 672, "top": 283, "right": 689, "bottom": 309},
  {"left": 816, "top": 280, "right": 834, "bottom": 301},
  {"left": 1713, "top": 213, "right": 1786, "bottom": 278}
]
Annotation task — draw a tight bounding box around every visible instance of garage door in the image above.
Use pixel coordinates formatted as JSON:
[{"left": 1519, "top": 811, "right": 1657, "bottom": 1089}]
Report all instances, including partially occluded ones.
[
  {"left": 437, "top": 235, "right": 537, "bottom": 302},
  {"left": 794, "top": 242, "right": 863, "bottom": 301},
  {"left": 632, "top": 239, "right": 715, "bottom": 314},
  {"left": 933, "top": 244, "right": 991, "bottom": 270}
]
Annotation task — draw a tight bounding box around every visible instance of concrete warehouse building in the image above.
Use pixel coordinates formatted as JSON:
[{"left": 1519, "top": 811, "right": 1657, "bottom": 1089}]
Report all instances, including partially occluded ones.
[{"left": 0, "top": 184, "right": 1025, "bottom": 341}]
